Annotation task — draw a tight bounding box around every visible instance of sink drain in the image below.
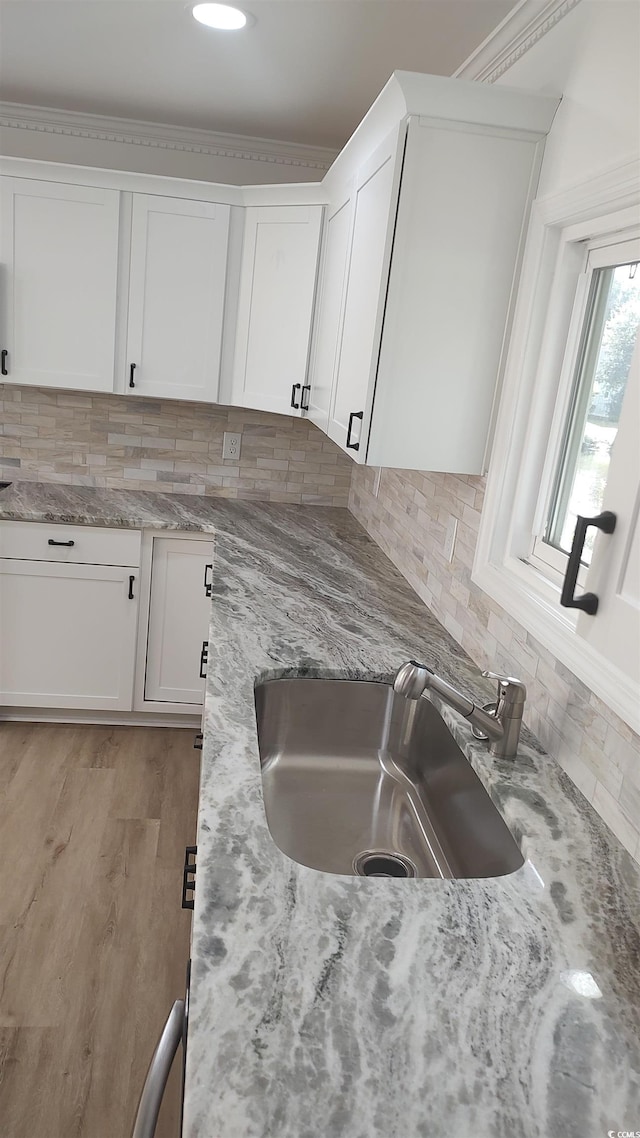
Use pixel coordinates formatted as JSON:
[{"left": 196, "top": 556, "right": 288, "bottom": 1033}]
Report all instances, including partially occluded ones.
[{"left": 353, "top": 851, "right": 417, "bottom": 878}]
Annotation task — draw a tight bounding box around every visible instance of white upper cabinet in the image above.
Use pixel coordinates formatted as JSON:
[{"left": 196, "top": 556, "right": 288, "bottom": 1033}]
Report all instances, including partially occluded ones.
[
  {"left": 308, "top": 74, "right": 559, "bottom": 471},
  {"left": 306, "top": 186, "right": 353, "bottom": 432},
  {"left": 327, "top": 132, "right": 401, "bottom": 455},
  {"left": 368, "top": 117, "right": 545, "bottom": 472},
  {"left": 231, "top": 205, "right": 323, "bottom": 416},
  {"left": 125, "top": 195, "right": 230, "bottom": 402},
  {"left": 0, "top": 177, "right": 120, "bottom": 391},
  {"left": 316, "top": 117, "right": 547, "bottom": 470},
  {"left": 0, "top": 71, "right": 557, "bottom": 428}
]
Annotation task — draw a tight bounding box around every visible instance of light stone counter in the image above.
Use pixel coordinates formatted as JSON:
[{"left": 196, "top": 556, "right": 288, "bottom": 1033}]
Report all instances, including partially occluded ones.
[{"left": 1, "top": 482, "right": 638, "bottom": 1138}]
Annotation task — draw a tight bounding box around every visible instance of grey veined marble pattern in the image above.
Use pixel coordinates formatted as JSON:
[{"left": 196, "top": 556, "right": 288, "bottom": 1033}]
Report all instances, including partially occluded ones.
[
  {"left": 1, "top": 483, "right": 639, "bottom": 1136},
  {"left": 0, "top": 479, "right": 219, "bottom": 532},
  {"left": 189, "top": 506, "right": 640, "bottom": 1138}
]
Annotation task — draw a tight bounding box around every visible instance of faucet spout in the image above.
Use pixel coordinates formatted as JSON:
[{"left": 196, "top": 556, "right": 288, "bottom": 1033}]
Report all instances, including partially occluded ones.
[{"left": 393, "top": 661, "right": 526, "bottom": 760}]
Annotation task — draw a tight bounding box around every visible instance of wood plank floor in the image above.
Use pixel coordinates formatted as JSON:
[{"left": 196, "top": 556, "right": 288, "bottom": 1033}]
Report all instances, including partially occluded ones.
[{"left": 0, "top": 723, "right": 200, "bottom": 1138}]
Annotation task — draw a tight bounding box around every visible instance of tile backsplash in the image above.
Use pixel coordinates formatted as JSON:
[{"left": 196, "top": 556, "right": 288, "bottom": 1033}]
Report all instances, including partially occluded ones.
[
  {"left": 350, "top": 465, "right": 640, "bottom": 862},
  {"left": 0, "top": 385, "right": 352, "bottom": 506},
  {"left": 1, "top": 382, "right": 637, "bottom": 860}
]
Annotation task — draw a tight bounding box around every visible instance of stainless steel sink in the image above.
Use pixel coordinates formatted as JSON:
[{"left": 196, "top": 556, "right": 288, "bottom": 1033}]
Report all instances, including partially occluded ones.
[{"left": 254, "top": 678, "right": 524, "bottom": 880}]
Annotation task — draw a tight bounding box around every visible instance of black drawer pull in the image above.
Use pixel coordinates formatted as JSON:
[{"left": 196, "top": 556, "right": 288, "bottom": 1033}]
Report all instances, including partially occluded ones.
[
  {"left": 48, "top": 538, "right": 75, "bottom": 547},
  {"left": 203, "top": 563, "right": 213, "bottom": 598},
  {"left": 199, "top": 641, "right": 209, "bottom": 679},
  {"left": 1, "top": 349, "right": 8, "bottom": 376},
  {"left": 193, "top": 732, "right": 203, "bottom": 750},
  {"left": 291, "top": 383, "right": 301, "bottom": 409},
  {"left": 560, "top": 510, "right": 616, "bottom": 616},
  {"left": 182, "top": 845, "right": 197, "bottom": 910},
  {"left": 301, "top": 384, "right": 311, "bottom": 411},
  {"left": 346, "top": 410, "right": 363, "bottom": 451},
  {"left": 129, "top": 362, "right": 136, "bottom": 388},
  {"left": 128, "top": 575, "right": 135, "bottom": 600}
]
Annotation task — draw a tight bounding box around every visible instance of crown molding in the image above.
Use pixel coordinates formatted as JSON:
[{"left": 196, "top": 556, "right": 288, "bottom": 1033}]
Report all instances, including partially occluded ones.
[
  {"left": 0, "top": 101, "right": 337, "bottom": 172},
  {"left": 454, "top": 0, "right": 583, "bottom": 84}
]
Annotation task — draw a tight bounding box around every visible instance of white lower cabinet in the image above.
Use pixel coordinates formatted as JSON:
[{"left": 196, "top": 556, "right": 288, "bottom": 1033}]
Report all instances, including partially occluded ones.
[
  {"left": 0, "top": 559, "right": 139, "bottom": 711},
  {"left": 0, "top": 522, "right": 213, "bottom": 719},
  {"left": 139, "top": 535, "right": 215, "bottom": 708}
]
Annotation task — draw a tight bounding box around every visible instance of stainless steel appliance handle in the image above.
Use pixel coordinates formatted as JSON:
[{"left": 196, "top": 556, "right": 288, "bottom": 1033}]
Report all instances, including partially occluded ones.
[{"left": 132, "top": 1000, "right": 185, "bottom": 1138}]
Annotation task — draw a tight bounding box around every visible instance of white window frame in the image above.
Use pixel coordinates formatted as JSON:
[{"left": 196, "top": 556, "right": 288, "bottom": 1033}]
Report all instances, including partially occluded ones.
[
  {"left": 473, "top": 157, "right": 640, "bottom": 734},
  {"left": 529, "top": 235, "right": 640, "bottom": 582}
]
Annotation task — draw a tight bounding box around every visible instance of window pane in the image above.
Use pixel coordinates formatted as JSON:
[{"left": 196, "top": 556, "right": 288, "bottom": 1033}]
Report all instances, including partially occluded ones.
[{"left": 546, "top": 260, "right": 640, "bottom": 563}]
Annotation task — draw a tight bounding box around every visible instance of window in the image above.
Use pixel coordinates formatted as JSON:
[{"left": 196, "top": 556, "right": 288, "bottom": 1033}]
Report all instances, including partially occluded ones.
[
  {"left": 530, "top": 237, "right": 640, "bottom": 580},
  {"left": 473, "top": 161, "right": 640, "bottom": 734}
]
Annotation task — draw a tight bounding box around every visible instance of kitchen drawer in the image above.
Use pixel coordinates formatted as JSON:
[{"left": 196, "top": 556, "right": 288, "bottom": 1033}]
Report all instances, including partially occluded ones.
[{"left": 0, "top": 521, "right": 141, "bottom": 567}]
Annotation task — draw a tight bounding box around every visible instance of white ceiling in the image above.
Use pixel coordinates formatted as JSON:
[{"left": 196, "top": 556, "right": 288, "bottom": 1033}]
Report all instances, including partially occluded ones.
[{"left": 0, "top": 0, "right": 517, "bottom": 150}]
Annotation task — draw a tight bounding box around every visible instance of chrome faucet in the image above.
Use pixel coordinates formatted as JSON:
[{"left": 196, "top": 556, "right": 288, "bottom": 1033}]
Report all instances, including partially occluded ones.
[{"left": 393, "top": 661, "right": 526, "bottom": 759}]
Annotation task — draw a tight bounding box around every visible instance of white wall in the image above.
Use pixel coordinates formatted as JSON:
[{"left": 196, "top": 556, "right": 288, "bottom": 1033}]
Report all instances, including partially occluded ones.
[{"left": 497, "top": 0, "right": 640, "bottom": 194}]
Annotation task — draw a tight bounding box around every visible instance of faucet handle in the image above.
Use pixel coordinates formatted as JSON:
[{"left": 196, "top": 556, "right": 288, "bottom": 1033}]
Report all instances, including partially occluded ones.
[{"left": 482, "top": 670, "right": 527, "bottom": 706}]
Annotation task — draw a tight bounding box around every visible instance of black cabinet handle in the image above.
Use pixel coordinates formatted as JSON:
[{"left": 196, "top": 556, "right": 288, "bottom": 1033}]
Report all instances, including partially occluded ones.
[
  {"left": 48, "top": 538, "right": 75, "bottom": 547},
  {"left": 182, "top": 845, "right": 197, "bottom": 910},
  {"left": 1, "top": 349, "right": 8, "bottom": 376},
  {"left": 193, "top": 732, "right": 203, "bottom": 751},
  {"left": 291, "top": 383, "right": 301, "bottom": 409},
  {"left": 301, "top": 384, "right": 311, "bottom": 412},
  {"left": 199, "top": 641, "right": 209, "bottom": 679},
  {"left": 203, "top": 563, "right": 213, "bottom": 598},
  {"left": 560, "top": 510, "right": 616, "bottom": 616},
  {"left": 129, "top": 362, "right": 136, "bottom": 388},
  {"left": 346, "top": 410, "right": 363, "bottom": 451},
  {"left": 128, "top": 574, "right": 135, "bottom": 600}
]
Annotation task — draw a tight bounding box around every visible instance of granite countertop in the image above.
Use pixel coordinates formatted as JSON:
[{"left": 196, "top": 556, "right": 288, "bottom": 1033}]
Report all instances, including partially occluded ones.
[
  {"left": 1, "top": 482, "right": 639, "bottom": 1137},
  {"left": 0, "top": 480, "right": 220, "bottom": 533}
]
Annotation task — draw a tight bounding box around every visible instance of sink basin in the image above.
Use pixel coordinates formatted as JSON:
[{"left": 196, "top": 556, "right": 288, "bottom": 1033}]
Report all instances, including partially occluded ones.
[{"left": 254, "top": 678, "right": 523, "bottom": 880}]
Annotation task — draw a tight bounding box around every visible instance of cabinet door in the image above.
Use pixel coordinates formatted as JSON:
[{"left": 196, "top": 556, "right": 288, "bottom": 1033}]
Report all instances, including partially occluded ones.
[
  {"left": 231, "top": 206, "right": 323, "bottom": 416},
  {"left": 126, "top": 195, "right": 230, "bottom": 402},
  {"left": 0, "top": 560, "right": 138, "bottom": 710},
  {"left": 368, "top": 118, "right": 543, "bottom": 472},
  {"left": 0, "top": 177, "right": 120, "bottom": 392},
  {"left": 306, "top": 187, "right": 353, "bottom": 433},
  {"left": 144, "top": 537, "right": 215, "bottom": 706},
  {"left": 327, "top": 134, "right": 400, "bottom": 458}
]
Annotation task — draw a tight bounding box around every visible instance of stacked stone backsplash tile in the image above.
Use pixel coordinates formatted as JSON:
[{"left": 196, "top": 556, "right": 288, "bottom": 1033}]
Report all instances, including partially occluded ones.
[
  {"left": 0, "top": 385, "right": 352, "bottom": 506},
  {"left": 349, "top": 465, "right": 640, "bottom": 863}
]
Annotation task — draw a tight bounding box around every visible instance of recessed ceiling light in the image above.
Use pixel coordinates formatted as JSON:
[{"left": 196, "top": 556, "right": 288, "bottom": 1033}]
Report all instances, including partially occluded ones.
[{"left": 192, "top": 3, "right": 249, "bottom": 30}]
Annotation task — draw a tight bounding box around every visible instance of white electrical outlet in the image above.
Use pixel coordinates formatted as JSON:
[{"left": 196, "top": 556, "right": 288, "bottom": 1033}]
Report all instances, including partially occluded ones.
[
  {"left": 223, "top": 432, "right": 242, "bottom": 461},
  {"left": 444, "top": 516, "right": 458, "bottom": 563}
]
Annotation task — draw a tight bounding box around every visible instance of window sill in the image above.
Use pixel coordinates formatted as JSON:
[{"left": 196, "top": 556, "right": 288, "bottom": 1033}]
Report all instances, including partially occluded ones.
[{"left": 472, "top": 551, "right": 640, "bottom": 735}]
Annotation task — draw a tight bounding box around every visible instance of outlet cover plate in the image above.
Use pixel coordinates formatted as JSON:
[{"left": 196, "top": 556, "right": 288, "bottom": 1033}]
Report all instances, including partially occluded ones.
[{"left": 223, "top": 432, "right": 242, "bottom": 461}]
